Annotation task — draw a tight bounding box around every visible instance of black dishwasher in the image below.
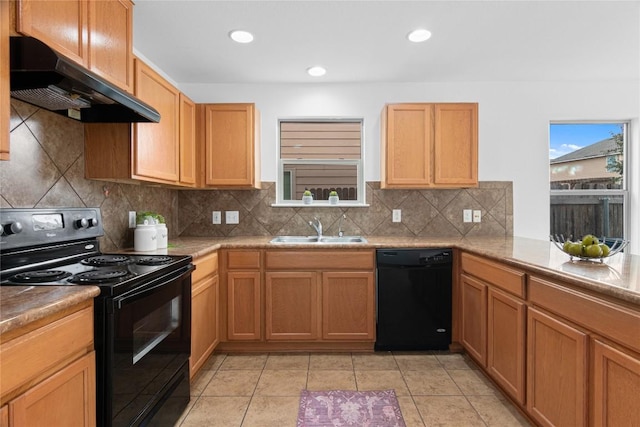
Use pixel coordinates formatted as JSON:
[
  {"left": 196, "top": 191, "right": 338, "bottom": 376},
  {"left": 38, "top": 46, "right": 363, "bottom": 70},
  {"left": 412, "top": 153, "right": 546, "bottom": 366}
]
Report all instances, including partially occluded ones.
[{"left": 375, "top": 248, "right": 452, "bottom": 351}]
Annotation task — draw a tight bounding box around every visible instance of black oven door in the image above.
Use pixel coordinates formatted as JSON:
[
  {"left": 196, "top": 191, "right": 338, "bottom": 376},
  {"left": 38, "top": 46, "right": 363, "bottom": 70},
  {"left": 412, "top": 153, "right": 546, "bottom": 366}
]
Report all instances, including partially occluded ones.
[{"left": 97, "top": 265, "right": 193, "bottom": 427}]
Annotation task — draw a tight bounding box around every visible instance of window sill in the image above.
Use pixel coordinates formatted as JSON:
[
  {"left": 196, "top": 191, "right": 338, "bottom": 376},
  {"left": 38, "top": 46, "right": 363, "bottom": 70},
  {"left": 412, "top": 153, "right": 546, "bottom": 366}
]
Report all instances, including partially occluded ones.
[{"left": 271, "top": 202, "right": 370, "bottom": 208}]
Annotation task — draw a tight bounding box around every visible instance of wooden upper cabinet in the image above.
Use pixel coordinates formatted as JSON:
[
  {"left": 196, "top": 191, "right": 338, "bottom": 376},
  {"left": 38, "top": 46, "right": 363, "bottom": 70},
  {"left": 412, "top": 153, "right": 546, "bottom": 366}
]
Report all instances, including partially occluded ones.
[
  {"left": 133, "top": 59, "right": 180, "bottom": 183},
  {"left": 200, "top": 103, "right": 261, "bottom": 189},
  {"left": 382, "top": 103, "right": 432, "bottom": 188},
  {"left": 382, "top": 103, "right": 478, "bottom": 189},
  {"left": 16, "top": 0, "right": 134, "bottom": 93},
  {"left": 434, "top": 103, "right": 478, "bottom": 186},
  {"left": 16, "top": 0, "right": 89, "bottom": 66},
  {"left": 88, "top": 0, "right": 133, "bottom": 92},
  {"left": 179, "top": 94, "right": 197, "bottom": 186},
  {"left": 1, "top": 0, "right": 9, "bottom": 161}
]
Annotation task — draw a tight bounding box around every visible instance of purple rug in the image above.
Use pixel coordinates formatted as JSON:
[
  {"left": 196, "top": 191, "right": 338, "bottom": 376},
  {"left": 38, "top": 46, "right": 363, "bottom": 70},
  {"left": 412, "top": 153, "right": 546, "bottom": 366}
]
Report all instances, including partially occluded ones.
[{"left": 296, "top": 389, "right": 406, "bottom": 427}]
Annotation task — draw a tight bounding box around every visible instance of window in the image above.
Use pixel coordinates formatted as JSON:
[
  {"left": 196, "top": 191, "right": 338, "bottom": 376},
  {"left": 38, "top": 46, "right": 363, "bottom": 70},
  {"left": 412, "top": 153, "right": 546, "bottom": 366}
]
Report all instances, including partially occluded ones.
[
  {"left": 276, "top": 119, "right": 365, "bottom": 205},
  {"left": 549, "top": 122, "right": 628, "bottom": 242}
]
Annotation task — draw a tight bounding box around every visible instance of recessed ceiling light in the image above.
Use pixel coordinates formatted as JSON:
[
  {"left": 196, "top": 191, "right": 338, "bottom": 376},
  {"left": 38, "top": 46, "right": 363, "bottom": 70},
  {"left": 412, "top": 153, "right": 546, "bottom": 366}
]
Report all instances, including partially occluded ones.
[
  {"left": 307, "top": 66, "right": 327, "bottom": 77},
  {"left": 229, "top": 30, "right": 254, "bottom": 43},
  {"left": 407, "top": 28, "right": 432, "bottom": 43}
]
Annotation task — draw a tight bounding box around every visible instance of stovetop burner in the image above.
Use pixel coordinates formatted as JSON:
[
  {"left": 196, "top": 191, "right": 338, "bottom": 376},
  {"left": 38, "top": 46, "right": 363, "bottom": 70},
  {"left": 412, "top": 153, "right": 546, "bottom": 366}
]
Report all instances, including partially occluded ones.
[
  {"left": 136, "top": 256, "right": 173, "bottom": 266},
  {"left": 81, "top": 255, "right": 131, "bottom": 267},
  {"left": 10, "top": 270, "right": 73, "bottom": 283},
  {"left": 70, "top": 269, "right": 133, "bottom": 284}
]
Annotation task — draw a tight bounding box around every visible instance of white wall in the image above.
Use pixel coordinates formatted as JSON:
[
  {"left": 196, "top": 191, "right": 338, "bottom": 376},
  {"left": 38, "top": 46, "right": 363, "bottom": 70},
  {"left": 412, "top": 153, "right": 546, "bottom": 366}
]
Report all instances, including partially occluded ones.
[{"left": 181, "top": 80, "right": 639, "bottom": 253}]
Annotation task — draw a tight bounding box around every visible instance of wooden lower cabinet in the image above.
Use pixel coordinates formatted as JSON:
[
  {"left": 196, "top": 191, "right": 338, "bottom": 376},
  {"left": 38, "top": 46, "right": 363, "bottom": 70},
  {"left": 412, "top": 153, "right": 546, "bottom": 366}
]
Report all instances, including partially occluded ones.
[
  {"left": 592, "top": 340, "right": 640, "bottom": 426},
  {"left": 265, "top": 272, "right": 320, "bottom": 340},
  {"left": 227, "top": 271, "right": 262, "bottom": 341},
  {"left": 486, "top": 287, "right": 526, "bottom": 405},
  {"left": 8, "top": 352, "right": 96, "bottom": 427},
  {"left": 527, "top": 307, "right": 588, "bottom": 427},
  {"left": 0, "top": 405, "right": 8, "bottom": 427},
  {"left": 460, "top": 273, "right": 487, "bottom": 365},
  {"left": 190, "top": 252, "right": 219, "bottom": 378},
  {"left": 322, "top": 271, "right": 375, "bottom": 340}
]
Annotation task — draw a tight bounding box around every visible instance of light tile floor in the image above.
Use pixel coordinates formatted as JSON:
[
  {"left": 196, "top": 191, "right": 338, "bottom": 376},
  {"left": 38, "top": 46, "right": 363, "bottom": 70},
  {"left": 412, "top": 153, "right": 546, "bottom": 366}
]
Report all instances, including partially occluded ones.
[{"left": 177, "top": 352, "right": 532, "bottom": 427}]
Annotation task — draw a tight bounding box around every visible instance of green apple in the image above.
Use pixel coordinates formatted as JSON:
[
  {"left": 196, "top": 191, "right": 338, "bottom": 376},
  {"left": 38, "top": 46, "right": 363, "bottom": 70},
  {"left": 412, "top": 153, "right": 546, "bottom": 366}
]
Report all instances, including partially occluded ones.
[
  {"left": 599, "top": 243, "right": 610, "bottom": 257},
  {"left": 562, "top": 240, "right": 572, "bottom": 252},
  {"left": 568, "top": 242, "right": 584, "bottom": 256},
  {"left": 581, "top": 234, "right": 599, "bottom": 246},
  {"left": 584, "top": 244, "right": 603, "bottom": 258}
]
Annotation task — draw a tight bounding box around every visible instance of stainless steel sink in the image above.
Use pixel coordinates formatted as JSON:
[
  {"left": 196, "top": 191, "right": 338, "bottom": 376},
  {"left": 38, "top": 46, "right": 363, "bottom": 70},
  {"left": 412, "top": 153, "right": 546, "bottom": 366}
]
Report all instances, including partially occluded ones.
[{"left": 269, "top": 235, "right": 367, "bottom": 244}]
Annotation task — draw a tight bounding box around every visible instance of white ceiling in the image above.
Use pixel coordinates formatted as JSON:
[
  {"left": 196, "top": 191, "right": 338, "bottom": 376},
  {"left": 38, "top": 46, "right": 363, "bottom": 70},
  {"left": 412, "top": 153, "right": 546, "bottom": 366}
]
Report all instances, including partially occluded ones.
[{"left": 133, "top": 0, "right": 640, "bottom": 85}]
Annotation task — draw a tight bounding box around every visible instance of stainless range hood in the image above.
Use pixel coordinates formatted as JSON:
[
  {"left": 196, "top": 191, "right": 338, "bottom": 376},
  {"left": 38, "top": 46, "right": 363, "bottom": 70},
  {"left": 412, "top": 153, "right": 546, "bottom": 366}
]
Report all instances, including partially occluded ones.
[{"left": 10, "top": 37, "right": 160, "bottom": 123}]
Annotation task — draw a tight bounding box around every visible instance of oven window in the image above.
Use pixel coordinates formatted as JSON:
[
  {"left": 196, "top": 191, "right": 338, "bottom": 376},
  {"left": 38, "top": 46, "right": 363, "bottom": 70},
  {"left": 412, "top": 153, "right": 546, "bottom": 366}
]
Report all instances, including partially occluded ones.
[{"left": 132, "top": 295, "right": 181, "bottom": 364}]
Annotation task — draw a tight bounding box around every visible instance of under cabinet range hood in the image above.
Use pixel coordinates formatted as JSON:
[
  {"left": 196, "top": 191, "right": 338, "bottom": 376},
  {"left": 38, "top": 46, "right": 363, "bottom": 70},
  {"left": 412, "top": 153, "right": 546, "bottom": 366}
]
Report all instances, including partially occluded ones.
[{"left": 9, "top": 37, "right": 160, "bottom": 123}]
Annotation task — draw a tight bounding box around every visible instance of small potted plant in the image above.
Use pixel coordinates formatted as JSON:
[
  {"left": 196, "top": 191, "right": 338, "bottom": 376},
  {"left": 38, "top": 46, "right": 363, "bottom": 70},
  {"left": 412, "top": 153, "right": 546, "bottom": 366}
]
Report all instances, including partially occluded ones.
[
  {"left": 302, "top": 190, "right": 313, "bottom": 204},
  {"left": 328, "top": 190, "right": 339, "bottom": 205}
]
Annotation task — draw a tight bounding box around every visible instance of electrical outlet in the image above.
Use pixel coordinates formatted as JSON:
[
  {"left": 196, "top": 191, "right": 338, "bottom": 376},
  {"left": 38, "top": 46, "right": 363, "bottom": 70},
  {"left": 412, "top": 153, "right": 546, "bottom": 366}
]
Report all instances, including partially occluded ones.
[
  {"left": 392, "top": 209, "right": 401, "bottom": 223},
  {"left": 225, "top": 211, "right": 239, "bottom": 224},
  {"left": 128, "top": 211, "right": 136, "bottom": 228},
  {"left": 473, "top": 210, "right": 482, "bottom": 223},
  {"left": 463, "top": 209, "right": 472, "bottom": 223},
  {"left": 212, "top": 211, "right": 221, "bottom": 224}
]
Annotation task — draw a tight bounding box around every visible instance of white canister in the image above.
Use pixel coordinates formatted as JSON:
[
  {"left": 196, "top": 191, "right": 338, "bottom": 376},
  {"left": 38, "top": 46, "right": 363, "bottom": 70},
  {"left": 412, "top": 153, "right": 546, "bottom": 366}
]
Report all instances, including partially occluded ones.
[
  {"left": 134, "top": 224, "right": 157, "bottom": 251},
  {"left": 156, "top": 223, "right": 168, "bottom": 249}
]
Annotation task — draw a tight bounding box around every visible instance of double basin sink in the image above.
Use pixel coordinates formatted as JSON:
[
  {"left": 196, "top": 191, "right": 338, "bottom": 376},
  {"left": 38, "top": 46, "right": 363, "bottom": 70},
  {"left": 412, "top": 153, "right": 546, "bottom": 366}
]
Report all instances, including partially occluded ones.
[{"left": 270, "top": 235, "right": 367, "bottom": 244}]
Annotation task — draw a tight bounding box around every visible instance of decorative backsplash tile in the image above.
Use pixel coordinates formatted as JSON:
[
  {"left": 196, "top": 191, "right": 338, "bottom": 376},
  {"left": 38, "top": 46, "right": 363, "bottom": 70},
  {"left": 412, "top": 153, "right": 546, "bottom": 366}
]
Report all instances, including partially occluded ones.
[
  {"left": 178, "top": 181, "right": 513, "bottom": 239},
  {"left": 3, "top": 99, "right": 512, "bottom": 250}
]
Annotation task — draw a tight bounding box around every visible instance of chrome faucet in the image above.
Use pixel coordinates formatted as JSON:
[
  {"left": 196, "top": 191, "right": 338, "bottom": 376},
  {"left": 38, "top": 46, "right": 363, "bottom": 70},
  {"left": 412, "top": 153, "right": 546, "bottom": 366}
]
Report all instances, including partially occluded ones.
[
  {"left": 309, "top": 217, "right": 323, "bottom": 238},
  {"left": 337, "top": 214, "right": 346, "bottom": 237}
]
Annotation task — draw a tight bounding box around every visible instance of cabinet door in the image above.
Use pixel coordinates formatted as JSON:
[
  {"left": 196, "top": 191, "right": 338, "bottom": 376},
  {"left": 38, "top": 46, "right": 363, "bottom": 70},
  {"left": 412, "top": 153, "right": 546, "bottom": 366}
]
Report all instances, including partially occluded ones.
[
  {"left": 179, "top": 94, "right": 197, "bottom": 185},
  {"left": 322, "top": 271, "right": 374, "bottom": 340},
  {"left": 88, "top": 0, "right": 133, "bottom": 92},
  {"left": 265, "top": 272, "right": 320, "bottom": 341},
  {"left": 190, "top": 275, "right": 219, "bottom": 378},
  {"left": 487, "top": 287, "right": 526, "bottom": 405},
  {"left": 527, "top": 307, "right": 587, "bottom": 427},
  {"left": 9, "top": 351, "right": 96, "bottom": 427},
  {"left": 0, "top": 405, "right": 7, "bottom": 427},
  {"left": 592, "top": 340, "right": 640, "bottom": 426},
  {"left": 227, "top": 271, "right": 262, "bottom": 341},
  {"left": 203, "top": 104, "right": 258, "bottom": 188},
  {"left": 460, "top": 274, "right": 487, "bottom": 366},
  {"left": 16, "top": 0, "right": 89, "bottom": 66},
  {"left": 133, "top": 60, "right": 180, "bottom": 183},
  {"left": 433, "top": 103, "right": 478, "bottom": 187},
  {"left": 382, "top": 104, "right": 432, "bottom": 188},
  {"left": 1, "top": 0, "right": 9, "bottom": 161}
]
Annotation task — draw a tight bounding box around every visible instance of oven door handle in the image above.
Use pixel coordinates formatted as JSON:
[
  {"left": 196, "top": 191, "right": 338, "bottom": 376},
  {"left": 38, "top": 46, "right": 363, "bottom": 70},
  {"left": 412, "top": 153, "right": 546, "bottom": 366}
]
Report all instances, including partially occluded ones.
[{"left": 114, "top": 264, "right": 194, "bottom": 309}]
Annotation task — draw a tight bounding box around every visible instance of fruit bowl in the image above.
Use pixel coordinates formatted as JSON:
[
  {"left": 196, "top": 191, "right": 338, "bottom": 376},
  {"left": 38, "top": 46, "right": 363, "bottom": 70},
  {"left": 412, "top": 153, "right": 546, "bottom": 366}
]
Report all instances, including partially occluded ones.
[{"left": 550, "top": 234, "right": 629, "bottom": 263}]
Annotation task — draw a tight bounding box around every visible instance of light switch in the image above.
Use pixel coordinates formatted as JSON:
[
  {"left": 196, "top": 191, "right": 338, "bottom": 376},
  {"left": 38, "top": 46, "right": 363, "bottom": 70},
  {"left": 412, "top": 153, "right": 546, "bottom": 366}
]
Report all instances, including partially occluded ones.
[
  {"left": 392, "top": 209, "right": 401, "bottom": 223},
  {"left": 226, "top": 211, "right": 239, "bottom": 224},
  {"left": 463, "top": 209, "right": 472, "bottom": 223},
  {"left": 128, "top": 211, "right": 136, "bottom": 228}
]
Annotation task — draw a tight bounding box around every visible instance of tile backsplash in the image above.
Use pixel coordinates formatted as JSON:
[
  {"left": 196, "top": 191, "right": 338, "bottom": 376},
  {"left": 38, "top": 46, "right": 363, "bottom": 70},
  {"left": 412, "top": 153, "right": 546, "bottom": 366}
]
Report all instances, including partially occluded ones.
[
  {"left": 178, "top": 181, "right": 512, "bottom": 239},
  {"left": 2, "top": 99, "right": 512, "bottom": 250}
]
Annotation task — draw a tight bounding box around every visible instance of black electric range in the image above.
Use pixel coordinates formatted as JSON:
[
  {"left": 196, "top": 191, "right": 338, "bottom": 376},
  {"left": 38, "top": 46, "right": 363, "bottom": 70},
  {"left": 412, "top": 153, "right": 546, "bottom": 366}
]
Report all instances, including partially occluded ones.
[{"left": 0, "top": 208, "right": 193, "bottom": 427}]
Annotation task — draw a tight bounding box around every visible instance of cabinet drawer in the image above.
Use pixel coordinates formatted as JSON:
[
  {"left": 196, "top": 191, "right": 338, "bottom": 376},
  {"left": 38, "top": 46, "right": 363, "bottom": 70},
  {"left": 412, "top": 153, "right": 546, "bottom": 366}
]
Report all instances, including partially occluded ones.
[
  {"left": 266, "top": 250, "right": 375, "bottom": 270},
  {"left": 226, "top": 250, "right": 261, "bottom": 270},
  {"left": 192, "top": 251, "right": 218, "bottom": 283},
  {"left": 461, "top": 252, "right": 525, "bottom": 298},
  {"left": 529, "top": 275, "right": 640, "bottom": 354},
  {"left": 0, "top": 305, "right": 93, "bottom": 401}
]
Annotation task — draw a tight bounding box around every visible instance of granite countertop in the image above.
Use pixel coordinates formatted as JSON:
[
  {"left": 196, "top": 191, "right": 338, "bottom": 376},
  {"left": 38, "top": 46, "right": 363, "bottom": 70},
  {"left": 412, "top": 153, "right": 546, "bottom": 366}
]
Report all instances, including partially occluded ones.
[
  {"left": 147, "top": 235, "right": 640, "bottom": 306},
  {"left": 2, "top": 235, "right": 638, "bottom": 337},
  {"left": 0, "top": 285, "right": 100, "bottom": 336}
]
